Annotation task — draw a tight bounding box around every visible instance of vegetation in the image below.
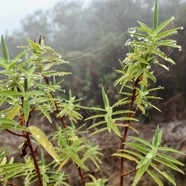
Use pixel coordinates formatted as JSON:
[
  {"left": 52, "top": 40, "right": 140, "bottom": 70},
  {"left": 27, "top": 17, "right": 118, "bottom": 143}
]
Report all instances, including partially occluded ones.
[{"left": 0, "top": 0, "right": 185, "bottom": 186}]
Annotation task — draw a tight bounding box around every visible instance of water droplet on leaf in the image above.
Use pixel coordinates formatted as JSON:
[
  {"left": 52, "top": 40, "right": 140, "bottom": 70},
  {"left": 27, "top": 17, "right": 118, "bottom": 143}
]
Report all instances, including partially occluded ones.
[{"left": 36, "top": 135, "right": 40, "bottom": 139}]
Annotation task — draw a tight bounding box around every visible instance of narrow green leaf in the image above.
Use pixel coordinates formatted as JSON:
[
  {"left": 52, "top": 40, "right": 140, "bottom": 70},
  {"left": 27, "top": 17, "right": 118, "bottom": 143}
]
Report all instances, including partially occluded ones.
[
  {"left": 0, "top": 118, "right": 27, "bottom": 131},
  {"left": 153, "top": 0, "right": 158, "bottom": 31},
  {"left": 150, "top": 163, "right": 176, "bottom": 185},
  {"left": 149, "top": 103, "right": 161, "bottom": 112},
  {"left": 156, "top": 41, "right": 180, "bottom": 49},
  {"left": 112, "top": 153, "right": 138, "bottom": 163},
  {"left": 156, "top": 153, "right": 185, "bottom": 166},
  {"left": 137, "top": 21, "right": 153, "bottom": 33},
  {"left": 0, "top": 91, "right": 25, "bottom": 97},
  {"left": 85, "top": 114, "right": 105, "bottom": 121},
  {"left": 156, "top": 16, "right": 175, "bottom": 33},
  {"left": 112, "top": 110, "right": 134, "bottom": 115},
  {"left": 0, "top": 118, "right": 18, "bottom": 126},
  {"left": 6, "top": 105, "right": 22, "bottom": 119},
  {"left": 111, "top": 123, "right": 121, "bottom": 137},
  {"left": 12, "top": 48, "right": 29, "bottom": 62},
  {"left": 24, "top": 78, "right": 28, "bottom": 92},
  {"left": 124, "top": 142, "right": 150, "bottom": 154},
  {"left": 87, "top": 121, "right": 106, "bottom": 130},
  {"left": 119, "top": 149, "right": 143, "bottom": 159},
  {"left": 157, "top": 147, "right": 185, "bottom": 155},
  {"left": 23, "top": 99, "right": 30, "bottom": 122},
  {"left": 136, "top": 27, "right": 154, "bottom": 35},
  {"left": 157, "top": 130, "right": 162, "bottom": 147},
  {"left": 70, "top": 152, "right": 89, "bottom": 171},
  {"left": 156, "top": 28, "right": 180, "bottom": 40},
  {"left": 132, "top": 162, "right": 150, "bottom": 186},
  {"left": 0, "top": 97, "right": 7, "bottom": 107},
  {"left": 114, "top": 117, "right": 138, "bottom": 122},
  {"left": 28, "top": 126, "right": 60, "bottom": 162},
  {"left": 154, "top": 157, "right": 184, "bottom": 174},
  {"left": 89, "top": 128, "right": 107, "bottom": 136},
  {"left": 37, "top": 104, "right": 52, "bottom": 123},
  {"left": 26, "top": 91, "right": 44, "bottom": 96},
  {"left": 1, "top": 36, "right": 10, "bottom": 62},
  {"left": 40, "top": 149, "right": 45, "bottom": 166},
  {"left": 84, "top": 106, "right": 105, "bottom": 112},
  {"left": 152, "top": 125, "right": 160, "bottom": 146},
  {"left": 129, "top": 136, "right": 153, "bottom": 148},
  {"left": 147, "top": 169, "right": 163, "bottom": 186},
  {"left": 128, "top": 126, "right": 139, "bottom": 134},
  {"left": 102, "top": 86, "right": 109, "bottom": 107},
  {"left": 145, "top": 71, "right": 156, "bottom": 83}
]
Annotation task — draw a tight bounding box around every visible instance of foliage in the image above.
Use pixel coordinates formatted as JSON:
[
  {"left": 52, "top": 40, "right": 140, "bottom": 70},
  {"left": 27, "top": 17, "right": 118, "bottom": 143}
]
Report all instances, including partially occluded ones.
[{"left": 0, "top": 1, "right": 185, "bottom": 186}]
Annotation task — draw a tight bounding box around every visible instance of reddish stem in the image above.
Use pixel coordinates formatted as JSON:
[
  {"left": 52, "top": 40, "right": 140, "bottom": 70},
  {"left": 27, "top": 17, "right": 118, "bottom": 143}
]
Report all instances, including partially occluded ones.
[
  {"left": 5, "top": 129, "right": 26, "bottom": 138},
  {"left": 78, "top": 167, "right": 86, "bottom": 186},
  {"left": 120, "top": 77, "right": 140, "bottom": 186},
  {"left": 26, "top": 132, "right": 43, "bottom": 186},
  {"left": 1, "top": 180, "right": 19, "bottom": 186},
  {"left": 122, "top": 168, "right": 137, "bottom": 177}
]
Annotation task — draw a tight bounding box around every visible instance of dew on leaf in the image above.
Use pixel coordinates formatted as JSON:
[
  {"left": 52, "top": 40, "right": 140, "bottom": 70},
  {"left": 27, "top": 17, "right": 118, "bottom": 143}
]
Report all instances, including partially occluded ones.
[
  {"left": 36, "top": 135, "right": 40, "bottom": 139},
  {"left": 128, "top": 27, "right": 136, "bottom": 34}
]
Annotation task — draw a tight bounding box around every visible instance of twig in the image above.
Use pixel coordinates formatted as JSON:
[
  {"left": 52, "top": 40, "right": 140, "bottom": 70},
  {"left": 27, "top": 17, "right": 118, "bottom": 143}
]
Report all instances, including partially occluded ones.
[
  {"left": 0, "top": 180, "right": 19, "bottom": 186},
  {"left": 5, "top": 129, "right": 26, "bottom": 138},
  {"left": 122, "top": 168, "right": 137, "bottom": 177}
]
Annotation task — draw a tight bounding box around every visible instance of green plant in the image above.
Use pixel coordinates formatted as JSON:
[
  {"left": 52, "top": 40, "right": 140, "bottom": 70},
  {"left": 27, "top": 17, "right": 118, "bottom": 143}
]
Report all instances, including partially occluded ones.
[
  {"left": 0, "top": 36, "right": 102, "bottom": 186},
  {"left": 86, "top": 0, "right": 185, "bottom": 185},
  {"left": 0, "top": 0, "right": 185, "bottom": 186}
]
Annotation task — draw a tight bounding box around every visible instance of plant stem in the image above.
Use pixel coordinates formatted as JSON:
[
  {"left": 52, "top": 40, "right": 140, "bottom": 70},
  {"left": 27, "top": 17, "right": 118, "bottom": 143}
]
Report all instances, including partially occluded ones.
[
  {"left": 5, "top": 129, "right": 26, "bottom": 137},
  {"left": 120, "top": 77, "right": 140, "bottom": 186},
  {"left": 26, "top": 132, "right": 43, "bottom": 186},
  {"left": 0, "top": 179, "right": 19, "bottom": 186},
  {"left": 78, "top": 167, "right": 86, "bottom": 186},
  {"left": 122, "top": 168, "right": 137, "bottom": 177}
]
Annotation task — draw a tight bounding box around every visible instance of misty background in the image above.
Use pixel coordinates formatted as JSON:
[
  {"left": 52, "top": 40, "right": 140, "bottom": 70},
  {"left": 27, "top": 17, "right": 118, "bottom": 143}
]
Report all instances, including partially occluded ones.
[{"left": 1, "top": 0, "right": 186, "bottom": 122}]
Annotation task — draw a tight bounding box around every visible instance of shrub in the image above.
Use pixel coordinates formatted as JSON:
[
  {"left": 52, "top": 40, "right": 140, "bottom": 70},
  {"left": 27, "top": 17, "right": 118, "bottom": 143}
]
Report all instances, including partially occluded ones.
[{"left": 0, "top": 0, "right": 185, "bottom": 186}]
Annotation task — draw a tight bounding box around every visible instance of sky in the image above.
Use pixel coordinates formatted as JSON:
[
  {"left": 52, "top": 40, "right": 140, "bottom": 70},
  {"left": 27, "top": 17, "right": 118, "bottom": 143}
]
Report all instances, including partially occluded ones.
[{"left": 0, "top": 0, "right": 91, "bottom": 35}]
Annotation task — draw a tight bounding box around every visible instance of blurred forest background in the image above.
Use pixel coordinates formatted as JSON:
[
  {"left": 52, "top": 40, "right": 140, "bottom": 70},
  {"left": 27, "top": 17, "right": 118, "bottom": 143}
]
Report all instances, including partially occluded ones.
[{"left": 3, "top": 0, "right": 186, "bottom": 122}]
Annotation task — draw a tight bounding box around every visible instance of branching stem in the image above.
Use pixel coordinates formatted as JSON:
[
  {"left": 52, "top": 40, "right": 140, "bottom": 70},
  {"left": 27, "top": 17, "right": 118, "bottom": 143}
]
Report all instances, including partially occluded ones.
[
  {"left": 122, "top": 168, "right": 137, "bottom": 177},
  {"left": 5, "top": 129, "right": 26, "bottom": 138}
]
